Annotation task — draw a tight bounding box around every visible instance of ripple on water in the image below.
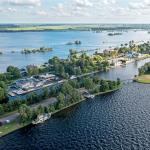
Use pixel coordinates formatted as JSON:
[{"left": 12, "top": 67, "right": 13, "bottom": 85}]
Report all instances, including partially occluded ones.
[{"left": 1, "top": 83, "right": 150, "bottom": 150}]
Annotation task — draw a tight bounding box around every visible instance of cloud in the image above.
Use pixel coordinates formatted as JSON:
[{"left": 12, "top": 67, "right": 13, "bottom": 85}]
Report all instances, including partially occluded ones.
[
  {"left": 0, "top": 7, "right": 17, "bottom": 13},
  {"left": 4, "top": 0, "right": 41, "bottom": 6},
  {"left": 75, "top": 0, "right": 93, "bottom": 7},
  {"left": 129, "top": 2, "right": 145, "bottom": 9},
  {"left": 103, "top": 0, "right": 116, "bottom": 5},
  {"left": 36, "top": 10, "right": 48, "bottom": 16},
  {"left": 7, "top": 7, "right": 17, "bottom": 12},
  {"left": 129, "top": 0, "right": 150, "bottom": 10}
]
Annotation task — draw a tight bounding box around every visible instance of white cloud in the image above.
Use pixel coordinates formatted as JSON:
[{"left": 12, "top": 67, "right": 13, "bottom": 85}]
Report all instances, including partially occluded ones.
[
  {"left": 75, "top": 0, "right": 93, "bottom": 7},
  {"left": 103, "top": 0, "right": 116, "bottom": 5},
  {"left": 7, "top": 7, "right": 17, "bottom": 12},
  {"left": 4, "top": 0, "right": 41, "bottom": 6},
  {"left": 129, "top": 0, "right": 150, "bottom": 10},
  {"left": 36, "top": 10, "right": 47, "bottom": 16},
  {"left": 129, "top": 2, "right": 145, "bottom": 9},
  {"left": 0, "top": 7, "right": 17, "bottom": 13}
]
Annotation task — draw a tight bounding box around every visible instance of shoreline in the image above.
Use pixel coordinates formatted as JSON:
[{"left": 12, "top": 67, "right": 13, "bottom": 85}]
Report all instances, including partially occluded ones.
[
  {"left": 0, "top": 86, "right": 121, "bottom": 138},
  {"left": 134, "top": 75, "right": 150, "bottom": 84}
]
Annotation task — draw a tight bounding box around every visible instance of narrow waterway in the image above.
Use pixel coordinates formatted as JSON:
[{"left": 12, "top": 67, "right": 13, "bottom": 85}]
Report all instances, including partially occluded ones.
[{"left": 0, "top": 59, "right": 150, "bottom": 150}]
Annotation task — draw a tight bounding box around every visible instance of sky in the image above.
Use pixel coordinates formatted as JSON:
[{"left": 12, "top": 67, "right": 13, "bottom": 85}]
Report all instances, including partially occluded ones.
[{"left": 0, "top": 0, "right": 150, "bottom": 23}]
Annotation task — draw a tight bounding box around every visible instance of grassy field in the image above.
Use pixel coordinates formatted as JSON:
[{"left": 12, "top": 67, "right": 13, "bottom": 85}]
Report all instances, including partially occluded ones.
[
  {"left": 0, "top": 121, "right": 23, "bottom": 137},
  {"left": 135, "top": 75, "right": 150, "bottom": 84},
  {"left": 0, "top": 25, "right": 92, "bottom": 32}
]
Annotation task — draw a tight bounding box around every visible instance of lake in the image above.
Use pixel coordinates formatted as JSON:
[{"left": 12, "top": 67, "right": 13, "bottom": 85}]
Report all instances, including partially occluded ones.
[
  {"left": 0, "top": 30, "right": 150, "bottom": 72},
  {"left": 1, "top": 58, "right": 150, "bottom": 150}
]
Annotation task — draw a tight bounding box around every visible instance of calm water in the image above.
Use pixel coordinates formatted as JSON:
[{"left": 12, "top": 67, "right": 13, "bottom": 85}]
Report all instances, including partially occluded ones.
[
  {"left": 0, "top": 30, "right": 150, "bottom": 72},
  {"left": 1, "top": 59, "right": 150, "bottom": 150}
]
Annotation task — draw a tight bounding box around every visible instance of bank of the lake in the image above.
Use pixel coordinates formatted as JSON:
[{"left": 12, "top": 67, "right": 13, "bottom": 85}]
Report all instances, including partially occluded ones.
[
  {"left": 1, "top": 30, "right": 150, "bottom": 72},
  {"left": 134, "top": 75, "right": 150, "bottom": 84},
  {"left": 1, "top": 82, "right": 150, "bottom": 150},
  {"left": 0, "top": 85, "right": 121, "bottom": 137}
]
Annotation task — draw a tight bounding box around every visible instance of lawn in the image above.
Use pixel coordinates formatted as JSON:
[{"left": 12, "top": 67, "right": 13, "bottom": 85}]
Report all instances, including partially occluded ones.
[
  {"left": 0, "top": 121, "right": 22, "bottom": 137},
  {"left": 135, "top": 75, "right": 150, "bottom": 84}
]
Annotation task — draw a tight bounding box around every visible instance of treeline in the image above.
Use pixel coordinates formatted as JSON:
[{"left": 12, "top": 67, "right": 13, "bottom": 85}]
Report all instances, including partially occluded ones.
[
  {"left": 18, "top": 76, "right": 121, "bottom": 124},
  {"left": 0, "top": 87, "right": 56, "bottom": 116},
  {"left": 0, "top": 66, "right": 21, "bottom": 103},
  {"left": 21, "top": 47, "right": 53, "bottom": 54},
  {"left": 0, "top": 65, "right": 50, "bottom": 103},
  {"left": 48, "top": 49, "right": 109, "bottom": 78},
  {"left": 100, "top": 41, "right": 150, "bottom": 59},
  {"left": 138, "top": 62, "right": 150, "bottom": 75},
  {"left": 118, "top": 41, "right": 150, "bottom": 54},
  {"left": 0, "top": 76, "right": 121, "bottom": 123}
]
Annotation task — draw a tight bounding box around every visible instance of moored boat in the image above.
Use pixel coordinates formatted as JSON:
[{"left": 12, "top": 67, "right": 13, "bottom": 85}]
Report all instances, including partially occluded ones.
[{"left": 32, "top": 113, "right": 51, "bottom": 125}]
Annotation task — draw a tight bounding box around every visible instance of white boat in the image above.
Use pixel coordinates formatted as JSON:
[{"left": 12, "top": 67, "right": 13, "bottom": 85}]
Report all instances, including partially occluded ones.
[
  {"left": 32, "top": 113, "right": 51, "bottom": 125},
  {"left": 83, "top": 92, "right": 95, "bottom": 99}
]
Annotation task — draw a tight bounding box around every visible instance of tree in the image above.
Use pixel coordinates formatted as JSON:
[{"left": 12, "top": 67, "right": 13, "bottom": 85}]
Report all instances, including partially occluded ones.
[
  {"left": 43, "top": 88, "right": 49, "bottom": 99},
  {"left": 19, "top": 104, "right": 31, "bottom": 124},
  {"left": 49, "top": 104, "right": 55, "bottom": 112},
  {"left": 0, "top": 87, "right": 5, "bottom": 103},
  {"left": 69, "top": 80, "right": 80, "bottom": 88},
  {"left": 117, "top": 78, "right": 121, "bottom": 85},
  {"left": 7, "top": 66, "right": 21, "bottom": 79},
  {"left": 57, "top": 92, "right": 65, "bottom": 109},
  {"left": 44, "top": 106, "right": 49, "bottom": 113},
  {"left": 36, "top": 105, "right": 44, "bottom": 115},
  {"left": 26, "top": 65, "right": 39, "bottom": 76},
  {"left": 61, "top": 82, "right": 73, "bottom": 95},
  {"left": 82, "top": 78, "right": 95, "bottom": 90},
  {"left": 0, "top": 104, "right": 4, "bottom": 115},
  {"left": 100, "top": 80, "right": 109, "bottom": 92}
]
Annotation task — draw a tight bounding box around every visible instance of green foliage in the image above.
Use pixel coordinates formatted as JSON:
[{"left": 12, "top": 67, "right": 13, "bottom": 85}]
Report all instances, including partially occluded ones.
[
  {"left": 0, "top": 87, "right": 5, "bottom": 103},
  {"left": 43, "top": 88, "right": 49, "bottom": 99},
  {"left": 117, "top": 78, "right": 121, "bottom": 85},
  {"left": 27, "top": 65, "right": 39, "bottom": 76},
  {"left": 138, "top": 62, "right": 150, "bottom": 75},
  {"left": 0, "top": 104, "right": 4, "bottom": 115},
  {"left": 100, "top": 80, "right": 109, "bottom": 92},
  {"left": 48, "top": 50, "right": 109, "bottom": 77},
  {"left": 82, "top": 77, "right": 95, "bottom": 90},
  {"left": 7, "top": 66, "right": 21, "bottom": 79},
  {"left": 19, "top": 104, "right": 32, "bottom": 124}
]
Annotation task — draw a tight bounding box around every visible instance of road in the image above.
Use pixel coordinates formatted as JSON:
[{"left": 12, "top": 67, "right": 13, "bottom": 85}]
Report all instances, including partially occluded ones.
[{"left": 0, "top": 97, "right": 57, "bottom": 124}]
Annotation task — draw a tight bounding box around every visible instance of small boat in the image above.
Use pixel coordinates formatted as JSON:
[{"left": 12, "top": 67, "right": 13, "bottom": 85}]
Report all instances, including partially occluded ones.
[
  {"left": 32, "top": 113, "right": 51, "bottom": 125},
  {"left": 83, "top": 92, "right": 95, "bottom": 99},
  {"left": 121, "top": 64, "right": 126, "bottom": 67}
]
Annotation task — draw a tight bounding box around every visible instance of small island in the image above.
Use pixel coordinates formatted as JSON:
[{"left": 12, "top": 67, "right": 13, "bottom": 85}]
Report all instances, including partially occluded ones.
[
  {"left": 66, "top": 40, "right": 82, "bottom": 45},
  {"left": 108, "top": 32, "right": 122, "bottom": 36},
  {"left": 21, "top": 47, "right": 53, "bottom": 54},
  {"left": 134, "top": 62, "right": 150, "bottom": 84}
]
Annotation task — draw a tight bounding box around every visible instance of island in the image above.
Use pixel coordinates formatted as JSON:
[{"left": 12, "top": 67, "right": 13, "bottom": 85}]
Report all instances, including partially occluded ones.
[
  {"left": 21, "top": 47, "right": 53, "bottom": 54},
  {"left": 108, "top": 32, "right": 122, "bottom": 36},
  {"left": 134, "top": 62, "right": 150, "bottom": 84},
  {"left": 66, "top": 40, "right": 82, "bottom": 45},
  {"left": 0, "top": 49, "right": 122, "bottom": 137}
]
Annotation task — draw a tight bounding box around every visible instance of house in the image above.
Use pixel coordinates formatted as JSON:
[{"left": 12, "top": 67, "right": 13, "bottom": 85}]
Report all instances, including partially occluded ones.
[
  {"left": 15, "top": 78, "right": 34, "bottom": 90},
  {"left": 39, "top": 73, "right": 56, "bottom": 80}
]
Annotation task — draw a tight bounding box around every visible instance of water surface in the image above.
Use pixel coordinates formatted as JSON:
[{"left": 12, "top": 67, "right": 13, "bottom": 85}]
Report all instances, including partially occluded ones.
[
  {"left": 0, "top": 30, "right": 150, "bottom": 72},
  {"left": 1, "top": 59, "right": 150, "bottom": 150}
]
